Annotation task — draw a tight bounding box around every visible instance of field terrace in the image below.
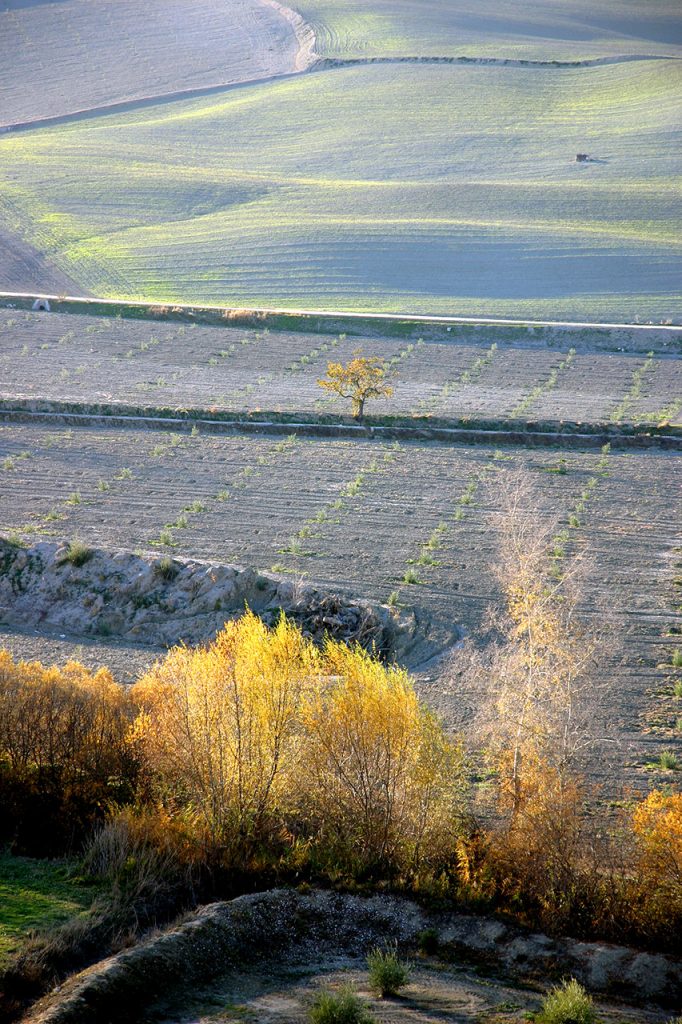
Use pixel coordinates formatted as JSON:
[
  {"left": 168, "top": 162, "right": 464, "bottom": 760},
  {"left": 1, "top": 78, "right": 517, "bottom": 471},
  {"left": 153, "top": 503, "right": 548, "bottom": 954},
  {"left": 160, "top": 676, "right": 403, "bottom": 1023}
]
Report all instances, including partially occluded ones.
[
  {"left": 0, "top": 310, "right": 680, "bottom": 429},
  {"left": 0, "top": 413, "right": 680, "bottom": 797}
]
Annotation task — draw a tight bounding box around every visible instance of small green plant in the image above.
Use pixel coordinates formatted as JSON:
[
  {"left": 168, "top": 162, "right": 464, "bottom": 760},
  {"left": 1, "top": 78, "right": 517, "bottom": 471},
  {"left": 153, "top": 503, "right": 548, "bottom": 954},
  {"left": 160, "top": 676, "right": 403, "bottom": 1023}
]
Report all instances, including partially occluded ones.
[
  {"left": 387, "top": 590, "right": 400, "bottom": 608},
  {"left": 60, "top": 539, "right": 92, "bottom": 567},
  {"left": 658, "top": 749, "right": 680, "bottom": 771},
  {"left": 308, "top": 986, "right": 374, "bottom": 1024},
  {"left": 367, "top": 944, "right": 410, "bottom": 997},
  {"left": 417, "top": 928, "right": 439, "bottom": 955},
  {"left": 674, "top": 680, "right": 682, "bottom": 698},
  {"left": 672, "top": 649, "right": 682, "bottom": 668},
  {"left": 97, "top": 479, "right": 110, "bottom": 492},
  {"left": 66, "top": 491, "right": 82, "bottom": 505},
  {"left": 402, "top": 568, "right": 421, "bottom": 585},
  {"left": 537, "top": 979, "right": 596, "bottom": 1024},
  {"left": 154, "top": 556, "right": 178, "bottom": 581}
]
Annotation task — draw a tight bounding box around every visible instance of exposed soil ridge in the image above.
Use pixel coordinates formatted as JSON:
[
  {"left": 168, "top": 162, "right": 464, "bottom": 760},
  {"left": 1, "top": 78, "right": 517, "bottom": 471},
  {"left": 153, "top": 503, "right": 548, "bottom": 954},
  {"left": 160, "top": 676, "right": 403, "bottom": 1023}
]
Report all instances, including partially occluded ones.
[
  {"left": 0, "top": 538, "right": 418, "bottom": 659},
  {"left": 23, "top": 888, "right": 682, "bottom": 1023},
  {"left": 261, "top": 0, "right": 318, "bottom": 70},
  {"left": 1, "top": 400, "right": 679, "bottom": 451},
  {"left": 313, "top": 53, "right": 679, "bottom": 71}
]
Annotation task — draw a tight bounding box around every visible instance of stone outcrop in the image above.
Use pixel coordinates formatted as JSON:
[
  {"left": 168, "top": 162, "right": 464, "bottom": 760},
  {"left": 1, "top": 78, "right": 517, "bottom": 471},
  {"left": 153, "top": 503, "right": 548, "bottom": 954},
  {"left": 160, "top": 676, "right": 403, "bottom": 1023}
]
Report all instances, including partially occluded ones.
[
  {"left": 24, "top": 889, "right": 682, "bottom": 1023},
  {"left": 0, "top": 538, "right": 410, "bottom": 656}
]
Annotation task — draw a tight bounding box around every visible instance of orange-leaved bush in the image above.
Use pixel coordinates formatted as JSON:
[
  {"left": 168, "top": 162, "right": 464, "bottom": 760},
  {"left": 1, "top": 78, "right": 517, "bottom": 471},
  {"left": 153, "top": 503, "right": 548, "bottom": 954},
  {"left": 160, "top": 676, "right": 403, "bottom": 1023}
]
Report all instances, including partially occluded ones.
[
  {"left": 0, "top": 651, "right": 136, "bottom": 854},
  {"left": 300, "top": 641, "right": 466, "bottom": 873},
  {"left": 631, "top": 788, "right": 682, "bottom": 933},
  {"left": 131, "top": 612, "right": 466, "bottom": 873}
]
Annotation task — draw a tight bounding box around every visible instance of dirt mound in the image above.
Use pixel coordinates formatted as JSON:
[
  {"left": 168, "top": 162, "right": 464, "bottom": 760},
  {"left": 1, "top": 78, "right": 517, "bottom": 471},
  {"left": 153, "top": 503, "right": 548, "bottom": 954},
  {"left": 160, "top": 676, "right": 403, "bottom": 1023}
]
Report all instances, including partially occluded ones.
[
  {"left": 0, "top": 538, "right": 416, "bottom": 658},
  {"left": 23, "top": 889, "right": 681, "bottom": 1023}
]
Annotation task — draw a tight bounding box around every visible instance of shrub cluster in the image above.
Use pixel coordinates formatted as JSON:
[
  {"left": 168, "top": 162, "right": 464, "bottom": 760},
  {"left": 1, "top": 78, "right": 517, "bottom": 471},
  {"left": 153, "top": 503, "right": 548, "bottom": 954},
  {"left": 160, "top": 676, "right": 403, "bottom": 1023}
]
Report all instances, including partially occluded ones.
[
  {"left": 0, "top": 615, "right": 680, "bottom": 953},
  {"left": 130, "top": 611, "right": 467, "bottom": 876},
  {"left": 0, "top": 652, "right": 137, "bottom": 854}
]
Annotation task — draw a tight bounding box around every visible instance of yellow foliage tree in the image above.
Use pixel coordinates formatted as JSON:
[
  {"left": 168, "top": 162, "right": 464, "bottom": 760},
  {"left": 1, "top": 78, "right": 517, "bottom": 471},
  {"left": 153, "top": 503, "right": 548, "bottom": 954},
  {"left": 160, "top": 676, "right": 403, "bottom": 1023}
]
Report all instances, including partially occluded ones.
[
  {"left": 471, "top": 472, "right": 607, "bottom": 823},
  {"left": 300, "top": 641, "right": 466, "bottom": 872},
  {"left": 131, "top": 611, "right": 320, "bottom": 858},
  {"left": 318, "top": 352, "right": 393, "bottom": 419},
  {"left": 131, "top": 613, "right": 466, "bottom": 873}
]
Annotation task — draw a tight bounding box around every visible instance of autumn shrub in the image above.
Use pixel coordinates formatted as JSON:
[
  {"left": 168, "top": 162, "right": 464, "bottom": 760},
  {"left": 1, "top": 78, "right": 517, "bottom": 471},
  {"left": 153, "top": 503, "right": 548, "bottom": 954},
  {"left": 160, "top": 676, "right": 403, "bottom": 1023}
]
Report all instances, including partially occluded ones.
[
  {"left": 629, "top": 789, "right": 682, "bottom": 940},
  {"left": 299, "top": 641, "right": 467, "bottom": 875},
  {"left": 131, "top": 611, "right": 322, "bottom": 865},
  {"left": 0, "top": 652, "right": 137, "bottom": 854},
  {"left": 130, "top": 612, "right": 467, "bottom": 878}
]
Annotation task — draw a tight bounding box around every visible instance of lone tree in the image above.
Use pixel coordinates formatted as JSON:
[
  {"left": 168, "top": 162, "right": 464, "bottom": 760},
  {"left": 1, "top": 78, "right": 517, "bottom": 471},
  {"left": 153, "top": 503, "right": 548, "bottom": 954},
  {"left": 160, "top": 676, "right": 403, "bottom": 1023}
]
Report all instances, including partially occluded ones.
[{"left": 318, "top": 352, "right": 393, "bottom": 420}]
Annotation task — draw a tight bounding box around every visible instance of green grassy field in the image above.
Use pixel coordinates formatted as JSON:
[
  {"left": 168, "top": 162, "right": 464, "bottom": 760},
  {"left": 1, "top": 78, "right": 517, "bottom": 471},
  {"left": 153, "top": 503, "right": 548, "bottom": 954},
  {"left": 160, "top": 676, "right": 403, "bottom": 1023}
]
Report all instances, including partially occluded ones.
[
  {"left": 297, "top": 0, "right": 682, "bottom": 60},
  {"left": 0, "top": 853, "right": 97, "bottom": 964},
  {"left": 1, "top": 59, "right": 679, "bottom": 320}
]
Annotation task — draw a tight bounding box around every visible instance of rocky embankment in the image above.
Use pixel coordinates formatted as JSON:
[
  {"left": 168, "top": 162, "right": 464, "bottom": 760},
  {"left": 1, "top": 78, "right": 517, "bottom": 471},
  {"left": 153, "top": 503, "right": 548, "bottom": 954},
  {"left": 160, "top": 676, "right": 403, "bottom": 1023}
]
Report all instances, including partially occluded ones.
[
  {"left": 0, "top": 538, "right": 414, "bottom": 656},
  {"left": 24, "top": 888, "right": 682, "bottom": 1023}
]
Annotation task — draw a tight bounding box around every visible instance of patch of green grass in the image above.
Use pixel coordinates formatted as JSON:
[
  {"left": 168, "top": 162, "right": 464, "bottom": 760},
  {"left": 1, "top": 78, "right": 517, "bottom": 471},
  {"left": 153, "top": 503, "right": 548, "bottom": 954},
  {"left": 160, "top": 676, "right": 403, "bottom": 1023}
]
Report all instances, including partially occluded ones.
[
  {"left": 2, "top": 61, "right": 679, "bottom": 321},
  {"left": 309, "top": 986, "right": 374, "bottom": 1024},
  {"left": 657, "top": 749, "right": 680, "bottom": 771},
  {"left": 59, "top": 539, "right": 92, "bottom": 567},
  {"left": 0, "top": 853, "right": 97, "bottom": 966},
  {"left": 536, "top": 979, "right": 595, "bottom": 1024},
  {"left": 367, "top": 944, "right": 410, "bottom": 997}
]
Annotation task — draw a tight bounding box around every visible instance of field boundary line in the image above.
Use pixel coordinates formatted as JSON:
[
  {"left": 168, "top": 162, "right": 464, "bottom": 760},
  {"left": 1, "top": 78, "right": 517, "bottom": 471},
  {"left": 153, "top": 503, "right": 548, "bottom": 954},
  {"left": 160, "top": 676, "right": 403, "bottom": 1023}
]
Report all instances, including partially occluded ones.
[
  {"left": 1, "top": 405, "right": 679, "bottom": 451},
  {"left": 1, "top": 292, "right": 680, "bottom": 333},
  {"left": 314, "top": 53, "right": 680, "bottom": 72}
]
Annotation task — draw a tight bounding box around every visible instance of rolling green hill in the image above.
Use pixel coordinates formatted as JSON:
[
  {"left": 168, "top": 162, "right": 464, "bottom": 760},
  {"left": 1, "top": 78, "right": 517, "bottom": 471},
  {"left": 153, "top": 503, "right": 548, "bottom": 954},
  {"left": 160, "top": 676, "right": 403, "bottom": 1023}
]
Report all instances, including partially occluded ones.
[
  {"left": 298, "top": 0, "right": 682, "bottom": 60},
  {"left": 1, "top": 58, "right": 679, "bottom": 319}
]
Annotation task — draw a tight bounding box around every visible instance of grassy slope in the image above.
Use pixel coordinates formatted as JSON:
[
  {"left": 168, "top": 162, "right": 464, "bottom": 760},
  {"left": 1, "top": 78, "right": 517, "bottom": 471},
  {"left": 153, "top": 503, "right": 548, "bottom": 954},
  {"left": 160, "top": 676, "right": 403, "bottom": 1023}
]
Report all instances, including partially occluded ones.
[
  {"left": 0, "top": 0, "right": 299, "bottom": 126},
  {"left": 296, "top": 0, "right": 682, "bottom": 59},
  {"left": 0, "top": 853, "right": 96, "bottom": 964},
  {"left": 0, "top": 60, "right": 679, "bottom": 319}
]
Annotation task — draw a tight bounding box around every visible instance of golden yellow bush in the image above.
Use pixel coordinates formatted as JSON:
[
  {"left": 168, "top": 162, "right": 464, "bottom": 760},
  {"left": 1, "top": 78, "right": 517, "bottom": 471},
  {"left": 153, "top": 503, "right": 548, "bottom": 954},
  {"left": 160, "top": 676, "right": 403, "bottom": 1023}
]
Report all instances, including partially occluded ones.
[
  {"left": 131, "top": 614, "right": 466, "bottom": 872},
  {"left": 300, "top": 641, "right": 466, "bottom": 871},
  {"left": 632, "top": 789, "right": 682, "bottom": 914},
  {"left": 0, "top": 650, "right": 135, "bottom": 853},
  {"left": 131, "top": 611, "right": 321, "bottom": 856}
]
